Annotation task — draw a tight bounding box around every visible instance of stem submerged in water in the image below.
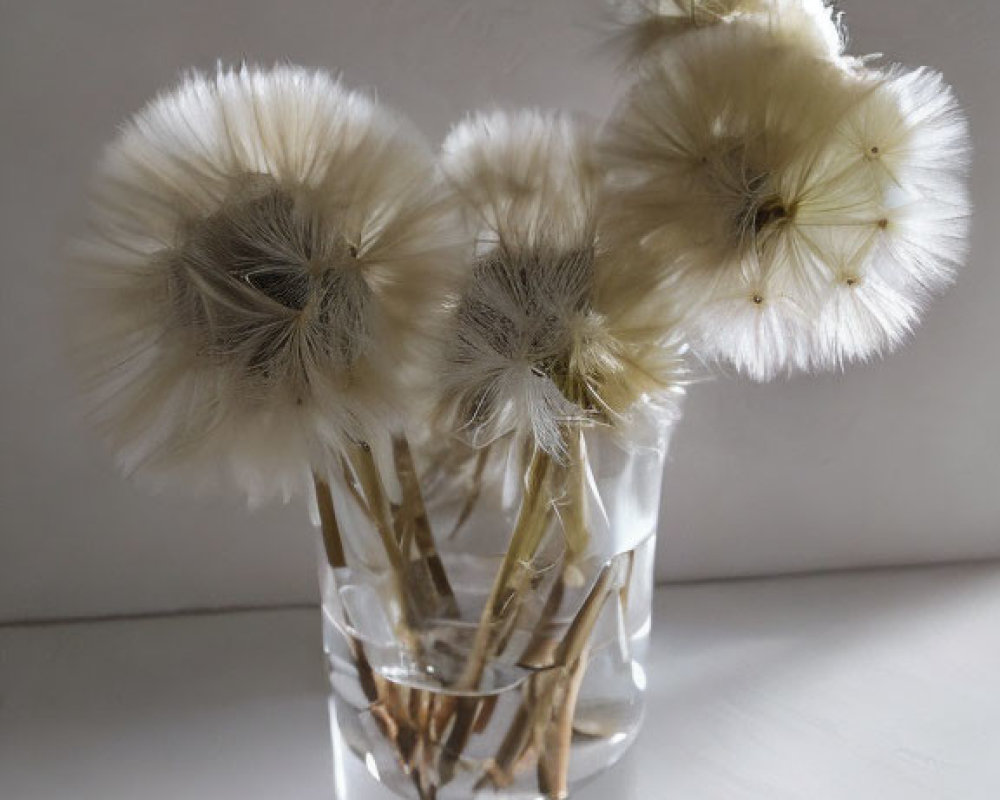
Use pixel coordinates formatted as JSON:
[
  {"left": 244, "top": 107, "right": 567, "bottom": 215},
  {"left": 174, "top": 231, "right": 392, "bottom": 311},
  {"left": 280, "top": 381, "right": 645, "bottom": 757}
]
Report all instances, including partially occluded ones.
[
  {"left": 324, "top": 416, "right": 638, "bottom": 798},
  {"left": 476, "top": 556, "right": 624, "bottom": 796},
  {"left": 434, "top": 444, "right": 556, "bottom": 785}
]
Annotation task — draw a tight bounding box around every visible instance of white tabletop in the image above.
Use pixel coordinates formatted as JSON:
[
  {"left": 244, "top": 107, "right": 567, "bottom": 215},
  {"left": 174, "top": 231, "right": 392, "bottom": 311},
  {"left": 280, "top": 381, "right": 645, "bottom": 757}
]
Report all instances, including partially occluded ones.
[{"left": 2, "top": 562, "right": 998, "bottom": 799}]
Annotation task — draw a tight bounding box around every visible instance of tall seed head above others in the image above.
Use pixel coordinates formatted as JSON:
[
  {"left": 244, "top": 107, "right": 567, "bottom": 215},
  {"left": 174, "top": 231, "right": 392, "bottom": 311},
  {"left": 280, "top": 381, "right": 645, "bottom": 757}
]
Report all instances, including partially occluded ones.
[
  {"left": 74, "top": 65, "right": 459, "bottom": 502},
  {"left": 439, "top": 110, "right": 685, "bottom": 456},
  {"left": 607, "top": 0, "right": 845, "bottom": 67},
  {"left": 601, "top": 23, "right": 970, "bottom": 380}
]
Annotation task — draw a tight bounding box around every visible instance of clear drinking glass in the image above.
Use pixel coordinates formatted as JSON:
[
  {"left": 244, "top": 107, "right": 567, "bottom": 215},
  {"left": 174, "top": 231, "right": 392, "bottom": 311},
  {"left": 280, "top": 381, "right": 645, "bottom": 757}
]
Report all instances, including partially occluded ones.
[{"left": 317, "top": 406, "right": 672, "bottom": 799}]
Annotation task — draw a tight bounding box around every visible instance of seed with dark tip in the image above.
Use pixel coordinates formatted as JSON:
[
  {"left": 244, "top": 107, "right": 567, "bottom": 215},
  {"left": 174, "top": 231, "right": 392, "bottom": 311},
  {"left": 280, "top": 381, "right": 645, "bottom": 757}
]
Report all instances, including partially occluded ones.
[
  {"left": 751, "top": 293, "right": 764, "bottom": 305},
  {"left": 877, "top": 218, "right": 889, "bottom": 230},
  {"left": 753, "top": 198, "right": 788, "bottom": 234}
]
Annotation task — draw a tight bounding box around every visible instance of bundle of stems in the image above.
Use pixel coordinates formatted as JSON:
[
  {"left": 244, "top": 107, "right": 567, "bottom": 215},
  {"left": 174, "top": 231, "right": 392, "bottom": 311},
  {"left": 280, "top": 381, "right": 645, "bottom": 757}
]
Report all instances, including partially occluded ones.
[
  {"left": 317, "top": 439, "right": 457, "bottom": 624},
  {"left": 316, "top": 412, "right": 624, "bottom": 799}
]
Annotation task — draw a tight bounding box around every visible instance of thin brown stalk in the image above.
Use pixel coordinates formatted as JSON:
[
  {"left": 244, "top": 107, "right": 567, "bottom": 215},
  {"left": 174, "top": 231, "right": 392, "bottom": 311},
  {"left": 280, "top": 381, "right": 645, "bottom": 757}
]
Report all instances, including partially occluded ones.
[
  {"left": 313, "top": 473, "right": 347, "bottom": 569},
  {"left": 312, "top": 476, "right": 385, "bottom": 738},
  {"left": 557, "top": 426, "right": 590, "bottom": 565},
  {"left": 314, "top": 469, "right": 449, "bottom": 798},
  {"left": 447, "top": 444, "right": 491, "bottom": 539},
  {"left": 476, "top": 557, "right": 623, "bottom": 794},
  {"left": 433, "top": 446, "right": 555, "bottom": 784},
  {"left": 459, "top": 445, "right": 554, "bottom": 686},
  {"left": 520, "top": 423, "right": 590, "bottom": 670},
  {"left": 432, "top": 693, "right": 474, "bottom": 785},
  {"left": 535, "top": 558, "right": 624, "bottom": 797},
  {"left": 619, "top": 548, "right": 636, "bottom": 615},
  {"left": 344, "top": 442, "right": 435, "bottom": 629},
  {"left": 537, "top": 652, "right": 588, "bottom": 800},
  {"left": 472, "top": 694, "right": 499, "bottom": 735},
  {"left": 475, "top": 670, "right": 562, "bottom": 792},
  {"left": 345, "top": 443, "right": 408, "bottom": 577},
  {"left": 491, "top": 453, "right": 554, "bottom": 619},
  {"left": 553, "top": 556, "right": 620, "bottom": 667},
  {"left": 478, "top": 416, "right": 595, "bottom": 792},
  {"left": 350, "top": 642, "right": 381, "bottom": 706},
  {"left": 313, "top": 474, "right": 382, "bottom": 700},
  {"left": 392, "top": 436, "right": 459, "bottom": 617},
  {"left": 339, "top": 454, "right": 372, "bottom": 519},
  {"left": 518, "top": 575, "right": 566, "bottom": 669}
]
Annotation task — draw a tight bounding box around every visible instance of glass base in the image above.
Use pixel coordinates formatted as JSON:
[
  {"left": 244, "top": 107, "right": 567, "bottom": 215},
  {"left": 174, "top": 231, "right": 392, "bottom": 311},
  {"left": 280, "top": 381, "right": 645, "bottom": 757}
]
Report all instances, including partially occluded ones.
[
  {"left": 321, "top": 538, "right": 655, "bottom": 799},
  {"left": 329, "top": 697, "right": 642, "bottom": 799}
]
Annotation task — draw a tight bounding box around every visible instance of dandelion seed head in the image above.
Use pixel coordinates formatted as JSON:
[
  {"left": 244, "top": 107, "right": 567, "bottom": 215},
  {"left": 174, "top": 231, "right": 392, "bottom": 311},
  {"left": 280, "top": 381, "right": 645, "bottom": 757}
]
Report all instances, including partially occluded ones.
[
  {"left": 601, "top": 23, "right": 970, "bottom": 380},
  {"left": 73, "top": 64, "right": 460, "bottom": 501},
  {"left": 438, "top": 110, "right": 686, "bottom": 454},
  {"left": 607, "top": 0, "right": 845, "bottom": 67}
]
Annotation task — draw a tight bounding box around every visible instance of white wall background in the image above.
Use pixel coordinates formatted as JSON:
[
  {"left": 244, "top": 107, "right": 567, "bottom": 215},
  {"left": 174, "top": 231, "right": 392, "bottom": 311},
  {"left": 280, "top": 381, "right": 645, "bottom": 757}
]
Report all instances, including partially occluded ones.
[{"left": 1, "top": 0, "right": 997, "bottom": 623}]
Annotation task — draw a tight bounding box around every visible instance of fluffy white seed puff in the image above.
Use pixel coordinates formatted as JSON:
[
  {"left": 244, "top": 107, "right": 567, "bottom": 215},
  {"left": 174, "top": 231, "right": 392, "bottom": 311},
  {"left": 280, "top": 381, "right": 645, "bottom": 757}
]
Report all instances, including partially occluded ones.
[
  {"left": 601, "top": 24, "right": 970, "bottom": 380},
  {"left": 438, "top": 110, "right": 685, "bottom": 456},
  {"left": 75, "top": 65, "right": 459, "bottom": 502},
  {"left": 607, "top": 0, "right": 844, "bottom": 66}
]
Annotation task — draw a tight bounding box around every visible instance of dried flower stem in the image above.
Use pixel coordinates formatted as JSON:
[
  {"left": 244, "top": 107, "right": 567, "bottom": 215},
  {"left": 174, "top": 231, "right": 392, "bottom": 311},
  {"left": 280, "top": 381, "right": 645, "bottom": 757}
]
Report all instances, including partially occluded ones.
[
  {"left": 619, "top": 548, "right": 637, "bottom": 614},
  {"left": 560, "top": 432, "right": 589, "bottom": 565},
  {"left": 476, "top": 556, "right": 623, "bottom": 794},
  {"left": 537, "top": 652, "right": 588, "bottom": 800},
  {"left": 345, "top": 445, "right": 409, "bottom": 569},
  {"left": 557, "top": 377, "right": 591, "bottom": 567},
  {"left": 313, "top": 473, "right": 347, "bottom": 569},
  {"left": 312, "top": 475, "right": 408, "bottom": 792},
  {"left": 534, "top": 556, "right": 623, "bottom": 797},
  {"left": 330, "top": 429, "right": 629, "bottom": 797},
  {"left": 391, "top": 436, "right": 459, "bottom": 617},
  {"left": 518, "top": 575, "right": 566, "bottom": 668},
  {"left": 447, "top": 444, "right": 491, "bottom": 540},
  {"left": 468, "top": 446, "right": 554, "bottom": 679},
  {"left": 325, "top": 388, "right": 616, "bottom": 796},
  {"left": 341, "top": 440, "right": 459, "bottom": 626},
  {"left": 436, "top": 414, "right": 600, "bottom": 789},
  {"left": 433, "top": 445, "right": 555, "bottom": 785},
  {"left": 313, "top": 474, "right": 406, "bottom": 727},
  {"left": 477, "top": 668, "right": 562, "bottom": 792}
]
